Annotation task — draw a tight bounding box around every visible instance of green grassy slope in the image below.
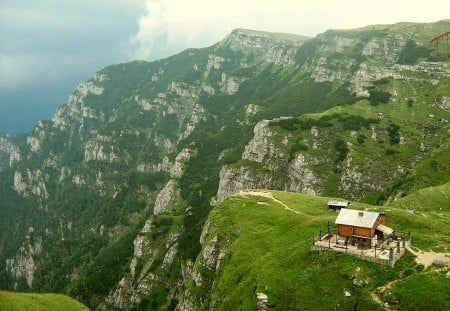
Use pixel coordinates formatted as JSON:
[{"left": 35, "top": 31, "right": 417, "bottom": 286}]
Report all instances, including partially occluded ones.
[
  {"left": 0, "top": 290, "right": 88, "bottom": 311},
  {"left": 190, "top": 188, "right": 449, "bottom": 310}
]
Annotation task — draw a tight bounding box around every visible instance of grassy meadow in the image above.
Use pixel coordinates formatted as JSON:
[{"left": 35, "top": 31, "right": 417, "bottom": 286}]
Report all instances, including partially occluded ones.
[
  {"left": 194, "top": 187, "right": 449, "bottom": 310},
  {"left": 0, "top": 291, "right": 88, "bottom": 311}
]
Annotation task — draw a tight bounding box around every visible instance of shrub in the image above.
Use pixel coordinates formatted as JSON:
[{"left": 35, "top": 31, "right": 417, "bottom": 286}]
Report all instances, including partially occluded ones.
[
  {"left": 387, "top": 123, "right": 400, "bottom": 144},
  {"left": 398, "top": 40, "right": 431, "bottom": 64},
  {"left": 415, "top": 264, "right": 425, "bottom": 272},
  {"left": 334, "top": 138, "right": 349, "bottom": 163},
  {"left": 368, "top": 89, "right": 391, "bottom": 105},
  {"left": 385, "top": 148, "right": 399, "bottom": 155},
  {"left": 357, "top": 134, "right": 367, "bottom": 144}
]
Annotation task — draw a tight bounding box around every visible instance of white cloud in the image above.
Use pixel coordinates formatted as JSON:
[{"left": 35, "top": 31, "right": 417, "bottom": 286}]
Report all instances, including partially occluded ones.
[{"left": 129, "top": 0, "right": 450, "bottom": 60}]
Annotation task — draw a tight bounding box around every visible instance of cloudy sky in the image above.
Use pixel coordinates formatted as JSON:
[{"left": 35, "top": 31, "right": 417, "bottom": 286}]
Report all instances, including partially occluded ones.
[{"left": 1, "top": 0, "right": 449, "bottom": 134}]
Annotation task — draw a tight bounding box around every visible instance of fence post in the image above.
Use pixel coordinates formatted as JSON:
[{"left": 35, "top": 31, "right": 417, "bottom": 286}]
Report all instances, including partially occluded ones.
[{"left": 389, "top": 248, "right": 393, "bottom": 266}]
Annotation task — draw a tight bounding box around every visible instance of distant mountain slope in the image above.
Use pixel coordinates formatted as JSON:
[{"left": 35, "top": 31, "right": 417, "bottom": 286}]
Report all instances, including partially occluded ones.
[
  {"left": 0, "top": 20, "right": 449, "bottom": 309},
  {"left": 217, "top": 64, "right": 450, "bottom": 203},
  {"left": 181, "top": 189, "right": 449, "bottom": 310},
  {"left": 0, "top": 290, "right": 88, "bottom": 311}
]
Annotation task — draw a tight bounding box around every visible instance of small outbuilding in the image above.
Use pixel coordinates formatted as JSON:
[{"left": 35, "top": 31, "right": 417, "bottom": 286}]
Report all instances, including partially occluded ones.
[
  {"left": 328, "top": 200, "right": 350, "bottom": 211},
  {"left": 335, "top": 209, "right": 394, "bottom": 247}
]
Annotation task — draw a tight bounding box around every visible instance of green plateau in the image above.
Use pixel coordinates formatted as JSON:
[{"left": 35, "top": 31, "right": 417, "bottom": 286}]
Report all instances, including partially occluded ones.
[{"left": 190, "top": 186, "right": 449, "bottom": 310}]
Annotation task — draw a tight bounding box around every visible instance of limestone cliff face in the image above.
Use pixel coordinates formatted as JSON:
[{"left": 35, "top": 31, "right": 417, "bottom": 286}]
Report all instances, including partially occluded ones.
[
  {"left": 0, "top": 135, "right": 20, "bottom": 168},
  {"left": 225, "top": 28, "right": 309, "bottom": 66},
  {"left": 242, "top": 120, "right": 284, "bottom": 163},
  {"left": 153, "top": 180, "right": 180, "bottom": 215},
  {"left": 216, "top": 165, "right": 285, "bottom": 203},
  {"left": 287, "top": 153, "right": 320, "bottom": 195},
  {"left": 14, "top": 169, "right": 49, "bottom": 199},
  {"left": 52, "top": 74, "right": 106, "bottom": 131},
  {"left": 6, "top": 228, "right": 42, "bottom": 289},
  {"left": 178, "top": 221, "right": 231, "bottom": 310},
  {"left": 303, "top": 30, "right": 412, "bottom": 96},
  {"left": 216, "top": 118, "right": 322, "bottom": 202},
  {"left": 102, "top": 214, "right": 183, "bottom": 310}
]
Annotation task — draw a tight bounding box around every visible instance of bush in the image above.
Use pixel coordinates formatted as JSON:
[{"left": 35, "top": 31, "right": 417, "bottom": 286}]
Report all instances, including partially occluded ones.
[
  {"left": 334, "top": 138, "right": 349, "bottom": 163},
  {"left": 385, "top": 148, "right": 399, "bottom": 155},
  {"left": 369, "top": 89, "right": 391, "bottom": 105},
  {"left": 398, "top": 40, "right": 431, "bottom": 64},
  {"left": 415, "top": 264, "right": 425, "bottom": 272},
  {"left": 357, "top": 134, "right": 367, "bottom": 144},
  {"left": 289, "top": 140, "right": 308, "bottom": 160},
  {"left": 387, "top": 123, "right": 400, "bottom": 145}
]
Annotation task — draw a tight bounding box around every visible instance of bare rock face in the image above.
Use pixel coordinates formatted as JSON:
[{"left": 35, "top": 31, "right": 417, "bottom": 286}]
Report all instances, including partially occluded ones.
[
  {"left": 287, "top": 153, "right": 319, "bottom": 195},
  {"left": 226, "top": 28, "right": 306, "bottom": 66},
  {"left": 153, "top": 180, "right": 179, "bottom": 215},
  {"left": 0, "top": 135, "right": 21, "bottom": 167},
  {"left": 102, "top": 213, "right": 183, "bottom": 310},
  {"left": 220, "top": 73, "right": 247, "bottom": 95},
  {"left": 179, "top": 104, "right": 206, "bottom": 141},
  {"left": 52, "top": 76, "right": 106, "bottom": 130},
  {"left": 26, "top": 121, "right": 48, "bottom": 152},
  {"left": 216, "top": 165, "right": 284, "bottom": 203},
  {"left": 14, "top": 169, "right": 49, "bottom": 199},
  {"left": 6, "top": 230, "right": 42, "bottom": 289},
  {"left": 242, "top": 120, "right": 277, "bottom": 163},
  {"left": 84, "top": 134, "right": 118, "bottom": 162},
  {"left": 104, "top": 277, "right": 134, "bottom": 310},
  {"left": 178, "top": 221, "right": 231, "bottom": 311}
]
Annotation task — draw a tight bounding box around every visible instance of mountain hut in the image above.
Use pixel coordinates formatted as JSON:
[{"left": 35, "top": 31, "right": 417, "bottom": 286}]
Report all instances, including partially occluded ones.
[{"left": 335, "top": 209, "right": 394, "bottom": 247}]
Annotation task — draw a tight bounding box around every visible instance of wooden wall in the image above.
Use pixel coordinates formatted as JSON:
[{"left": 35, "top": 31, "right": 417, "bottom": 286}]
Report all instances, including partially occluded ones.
[{"left": 338, "top": 225, "right": 373, "bottom": 238}]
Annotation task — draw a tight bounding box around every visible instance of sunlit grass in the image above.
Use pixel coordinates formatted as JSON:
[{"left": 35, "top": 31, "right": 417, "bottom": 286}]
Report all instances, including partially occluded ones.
[{"left": 0, "top": 291, "right": 89, "bottom": 311}]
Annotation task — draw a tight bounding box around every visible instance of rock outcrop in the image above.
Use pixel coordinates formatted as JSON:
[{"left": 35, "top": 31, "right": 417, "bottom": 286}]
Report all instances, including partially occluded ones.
[
  {"left": 0, "top": 135, "right": 20, "bottom": 168},
  {"left": 6, "top": 229, "right": 42, "bottom": 289}
]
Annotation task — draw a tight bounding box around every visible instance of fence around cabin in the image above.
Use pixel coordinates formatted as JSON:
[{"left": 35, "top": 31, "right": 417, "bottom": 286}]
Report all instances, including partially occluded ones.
[{"left": 311, "top": 228, "right": 411, "bottom": 267}]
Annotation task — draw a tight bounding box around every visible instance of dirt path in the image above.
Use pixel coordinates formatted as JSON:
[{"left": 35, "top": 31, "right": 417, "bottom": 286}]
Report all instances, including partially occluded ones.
[
  {"left": 415, "top": 250, "right": 450, "bottom": 268},
  {"left": 237, "top": 190, "right": 302, "bottom": 215},
  {"left": 370, "top": 292, "right": 391, "bottom": 311},
  {"left": 370, "top": 279, "right": 399, "bottom": 311}
]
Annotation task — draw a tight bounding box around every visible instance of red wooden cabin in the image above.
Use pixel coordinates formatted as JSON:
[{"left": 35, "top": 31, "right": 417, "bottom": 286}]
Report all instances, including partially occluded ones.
[{"left": 335, "top": 209, "right": 393, "bottom": 246}]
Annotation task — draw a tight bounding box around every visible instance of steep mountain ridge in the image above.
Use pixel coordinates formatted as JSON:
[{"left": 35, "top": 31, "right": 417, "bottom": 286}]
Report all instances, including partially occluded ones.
[{"left": 0, "top": 20, "right": 449, "bottom": 310}]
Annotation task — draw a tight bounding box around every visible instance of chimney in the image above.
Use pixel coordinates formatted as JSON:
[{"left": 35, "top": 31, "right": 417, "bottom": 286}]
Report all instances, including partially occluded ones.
[{"left": 358, "top": 211, "right": 364, "bottom": 217}]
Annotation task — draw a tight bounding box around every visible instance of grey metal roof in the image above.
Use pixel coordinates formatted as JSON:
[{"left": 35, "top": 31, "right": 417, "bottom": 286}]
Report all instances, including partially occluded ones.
[
  {"left": 335, "top": 209, "right": 379, "bottom": 228},
  {"left": 328, "top": 200, "right": 350, "bottom": 207}
]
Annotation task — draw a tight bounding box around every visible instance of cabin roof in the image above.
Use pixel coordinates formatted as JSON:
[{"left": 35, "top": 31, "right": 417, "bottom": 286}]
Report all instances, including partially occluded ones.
[
  {"left": 377, "top": 224, "right": 394, "bottom": 235},
  {"left": 335, "top": 209, "right": 380, "bottom": 228},
  {"left": 328, "top": 200, "right": 350, "bottom": 207}
]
